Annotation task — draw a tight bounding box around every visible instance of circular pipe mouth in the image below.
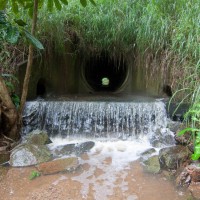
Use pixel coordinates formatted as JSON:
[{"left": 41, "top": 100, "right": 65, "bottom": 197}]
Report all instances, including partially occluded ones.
[{"left": 82, "top": 54, "right": 128, "bottom": 92}]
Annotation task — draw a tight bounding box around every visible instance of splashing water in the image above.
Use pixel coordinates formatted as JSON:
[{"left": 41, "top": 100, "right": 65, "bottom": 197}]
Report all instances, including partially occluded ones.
[
  {"left": 21, "top": 98, "right": 183, "bottom": 200},
  {"left": 22, "top": 99, "right": 169, "bottom": 139}
]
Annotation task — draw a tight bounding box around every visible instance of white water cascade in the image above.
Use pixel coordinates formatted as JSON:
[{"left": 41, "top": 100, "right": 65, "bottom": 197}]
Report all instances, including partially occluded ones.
[{"left": 22, "top": 99, "right": 174, "bottom": 146}]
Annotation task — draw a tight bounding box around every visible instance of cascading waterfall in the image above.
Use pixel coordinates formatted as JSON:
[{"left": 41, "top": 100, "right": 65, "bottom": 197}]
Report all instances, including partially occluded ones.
[
  {"left": 22, "top": 99, "right": 174, "bottom": 146},
  {"left": 21, "top": 98, "right": 179, "bottom": 200}
]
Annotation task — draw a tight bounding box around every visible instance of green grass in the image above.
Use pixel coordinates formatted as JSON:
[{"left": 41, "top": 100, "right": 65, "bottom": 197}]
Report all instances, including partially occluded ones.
[{"left": 4, "top": 0, "right": 200, "bottom": 102}]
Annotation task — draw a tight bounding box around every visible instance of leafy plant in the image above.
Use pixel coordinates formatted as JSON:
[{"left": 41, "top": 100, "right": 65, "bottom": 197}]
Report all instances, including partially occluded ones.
[
  {"left": 29, "top": 170, "right": 41, "bottom": 180},
  {"left": 178, "top": 102, "right": 200, "bottom": 160},
  {"left": 0, "top": 10, "right": 44, "bottom": 49}
]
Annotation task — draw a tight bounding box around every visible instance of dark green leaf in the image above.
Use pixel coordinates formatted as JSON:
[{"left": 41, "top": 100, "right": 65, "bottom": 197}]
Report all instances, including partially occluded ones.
[
  {"left": 14, "top": 19, "right": 27, "bottom": 27},
  {"left": 24, "top": 30, "right": 44, "bottom": 50},
  {"left": 28, "top": 7, "right": 33, "bottom": 18},
  {"left": 0, "top": 11, "right": 6, "bottom": 24},
  {"left": 47, "top": 0, "right": 53, "bottom": 12},
  {"left": 5, "top": 26, "right": 20, "bottom": 44},
  {"left": 5, "top": 81, "right": 14, "bottom": 91},
  {"left": 178, "top": 127, "right": 198, "bottom": 136},
  {"left": 80, "top": 0, "right": 87, "bottom": 7},
  {"left": 54, "top": 0, "right": 62, "bottom": 11},
  {"left": 12, "top": 0, "right": 19, "bottom": 14},
  {"left": 17, "top": 0, "right": 25, "bottom": 6},
  {"left": 11, "top": 94, "right": 20, "bottom": 108},
  {"left": 89, "top": 0, "right": 96, "bottom": 6},
  {"left": 38, "top": 0, "right": 44, "bottom": 9},
  {"left": 0, "top": 0, "right": 7, "bottom": 10},
  {"left": 60, "top": 0, "right": 68, "bottom": 5},
  {"left": 24, "top": 2, "right": 33, "bottom": 9}
]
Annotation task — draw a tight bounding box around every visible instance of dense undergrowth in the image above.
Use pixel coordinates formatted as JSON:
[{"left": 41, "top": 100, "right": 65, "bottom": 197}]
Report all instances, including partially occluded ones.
[
  {"left": 4, "top": 0, "right": 200, "bottom": 95},
  {"left": 1, "top": 0, "right": 200, "bottom": 155},
  {"left": 35, "top": 0, "right": 200, "bottom": 97},
  {"left": 1, "top": 0, "right": 199, "bottom": 100}
]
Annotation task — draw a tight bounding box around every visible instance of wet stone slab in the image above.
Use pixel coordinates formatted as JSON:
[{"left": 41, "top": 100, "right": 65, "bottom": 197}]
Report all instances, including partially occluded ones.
[{"left": 37, "top": 157, "right": 79, "bottom": 175}]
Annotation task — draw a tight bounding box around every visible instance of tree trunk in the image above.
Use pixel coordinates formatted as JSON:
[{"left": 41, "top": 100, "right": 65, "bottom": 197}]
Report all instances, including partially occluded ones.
[
  {"left": 19, "top": 0, "right": 39, "bottom": 116},
  {"left": 0, "top": 0, "right": 39, "bottom": 140},
  {"left": 0, "top": 76, "right": 19, "bottom": 140}
]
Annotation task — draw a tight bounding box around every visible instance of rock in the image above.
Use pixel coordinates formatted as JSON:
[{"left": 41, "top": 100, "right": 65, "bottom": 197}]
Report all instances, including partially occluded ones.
[
  {"left": 159, "top": 145, "right": 191, "bottom": 170},
  {"left": 26, "top": 129, "right": 52, "bottom": 145},
  {"left": 140, "top": 148, "right": 156, "bottom": 161},
  {"left": 174, "top": 128, "right": 190, "bottom": 145},
  {"left": 175, "top": 167, "right": 191, "bottom": 188},
  {"left": 151, "top": 128, "right": 175, "bottom": 147},
  {"left": 141, "top": 148, "right": 156, "bottom": 157},
  {"left": 53, "top": 144, "right": 76, "bottom": 157},
  {"left": 75, "top": 141, "right": 95, "bottom": 156},
  {"left": 189, "top": 182, "right": 200, "bottom": 200},
  {"left": 37, "top": 157, "right": 79, "bottom": 175},
  {"left": 186, "top": 163, "right": 200, "bottom": 182},
  {"left": 52, "top": 141, "right": 95, "bottom": 158},
  {"left": 10, "top": 144, "right": 52, "bottom": 167},
  {"left": 143, "top": 155, "right": 160, "bottom": 174},
  {"left": 167, "top": 120, "right": 183, "bottom": 133}
]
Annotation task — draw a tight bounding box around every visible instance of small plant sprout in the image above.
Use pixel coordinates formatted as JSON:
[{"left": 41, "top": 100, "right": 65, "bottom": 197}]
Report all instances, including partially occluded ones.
[{"left": 29, "top": 170, "right": 41, "bottom": 180}]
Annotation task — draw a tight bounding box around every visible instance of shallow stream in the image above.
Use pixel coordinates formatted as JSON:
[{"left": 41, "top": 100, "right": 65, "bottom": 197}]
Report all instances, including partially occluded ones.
[{"left": 0, "top": 96, "right": 189, "bottom": 199}]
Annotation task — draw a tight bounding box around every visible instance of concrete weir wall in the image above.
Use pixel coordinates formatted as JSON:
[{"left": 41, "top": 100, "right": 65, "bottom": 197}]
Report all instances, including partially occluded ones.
[{"left": 18, "top": 49, "right": 171, "bottom": 100}]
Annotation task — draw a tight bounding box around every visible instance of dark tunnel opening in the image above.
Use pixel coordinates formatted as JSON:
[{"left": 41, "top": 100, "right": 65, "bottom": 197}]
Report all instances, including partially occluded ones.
[
  {"left": 83, "top": 54, "right": 128, "bottom": 92},
  {"left": 36, "top": 78, "right": 46, "bottom": 97}
]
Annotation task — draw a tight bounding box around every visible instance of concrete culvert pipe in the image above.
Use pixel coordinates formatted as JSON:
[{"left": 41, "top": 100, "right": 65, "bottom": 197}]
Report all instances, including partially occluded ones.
[{"left": 83, "top": 53, "right": 128, "bottom": 92}]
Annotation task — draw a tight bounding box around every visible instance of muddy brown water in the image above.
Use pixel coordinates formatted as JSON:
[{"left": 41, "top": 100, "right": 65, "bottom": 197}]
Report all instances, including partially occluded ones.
[{"left": 0, "top": 152, "right": 188, "bottom": 200}]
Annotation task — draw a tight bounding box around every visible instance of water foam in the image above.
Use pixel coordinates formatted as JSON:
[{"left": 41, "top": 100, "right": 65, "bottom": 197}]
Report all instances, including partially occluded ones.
[{"left": 22, "top": 100, "right": 168, "bottom": 139}]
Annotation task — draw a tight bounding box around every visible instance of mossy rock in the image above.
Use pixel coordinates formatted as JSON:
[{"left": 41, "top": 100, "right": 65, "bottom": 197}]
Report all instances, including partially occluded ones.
[
  {"left": 26, "top": 130, "right": 52, "bottom": 145},
  {"left": 10, "top": 144, "right": 52, "bottom": 167},
  {"left": 143, "top": 155, "right": 160, "bottom": 174},
  {"left": 159, "top": 145, "right": 191, "bottom": 170}
]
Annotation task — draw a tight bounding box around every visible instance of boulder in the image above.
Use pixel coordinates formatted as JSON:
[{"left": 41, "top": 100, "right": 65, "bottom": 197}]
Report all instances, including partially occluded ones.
[
  {"left": 167, "top": 120, "right": 182, "bottom": 133},
  {"left": 151, "top": 128, "right": 175, "bottom": 147},
  {"left": 26, "top": 129, "right": 52, "bottom": 145},
  {"left": 10, "top": 144, "right": 52, "bottom": 167},
  {"left": 175, "top": 167, "right": 191, "bottom": 188},
  {"left": 53, "top": 144, "right": 76, "bottom": 157},
  {"left": 141, "top": 148, "right": 156, "bottom": 157},
  {"left": 186, "top": 163, "right": 200, "bottom": 182},
  {"left": 75, "top": 141, "right": 95, "bottom": 156},
  {"left": 52, "top": 141, "right": 95, "bottom": 158},
  {"left": 174, "top": 129, "right": 191, "bottom": 145},
  {"left": 37, "top": 157, "right": 79, "bottom": 175},
  {"left": 140, "top": 148, "right": 156, "bottom": 161},
  {"left": 189, "top": 183, "right": 200, "bottom": 200},
  {"left": 159, "top": 145, "right": 190, "bottom": 170},
  {"left": 143, "top": 155, "right": 160, "bottom": 174}
]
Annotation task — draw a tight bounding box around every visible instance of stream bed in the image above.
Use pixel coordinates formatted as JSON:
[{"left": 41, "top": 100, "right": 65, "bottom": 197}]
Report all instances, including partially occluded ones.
[{"left": 0, "top": 97, "right": 191, "bottom": 199}]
